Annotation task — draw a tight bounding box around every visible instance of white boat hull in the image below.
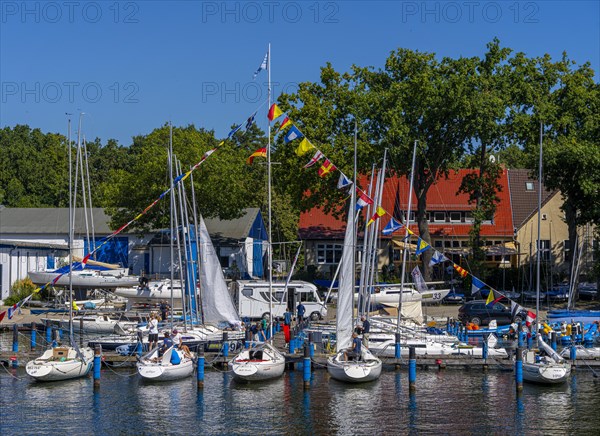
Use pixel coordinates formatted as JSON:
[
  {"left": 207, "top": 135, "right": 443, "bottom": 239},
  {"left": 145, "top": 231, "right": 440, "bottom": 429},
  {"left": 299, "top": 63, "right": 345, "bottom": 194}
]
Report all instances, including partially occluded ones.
[
  {"left": 26, "top": 347, "right": 94, "bottom": 382},
  {"left": 53, "top": 316, "right": 137, "bottom": 334},
  {"left": 137, "top": 347, "right": 194, "bottom": 381},
  {"left": 115, "top": 280, "right": 184, "bottom": 307},
  {"left": 327, "top": 349, "right": 382, "bottom": 383},
  {"left": 523, "top": 361, "right": 571, "bottom": 384},
  {"left": 231, "top": 343, "right": 286, "bottom": 382},
  {"left": 29, "top": 271, "right": 139, "bottom": 290}
]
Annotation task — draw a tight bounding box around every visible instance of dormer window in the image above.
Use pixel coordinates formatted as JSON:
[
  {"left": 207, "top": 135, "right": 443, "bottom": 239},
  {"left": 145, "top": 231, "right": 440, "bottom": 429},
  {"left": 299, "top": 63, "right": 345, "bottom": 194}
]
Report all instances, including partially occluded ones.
[{"left": 525, "top": 182, "right": 534, "bottom": 191}]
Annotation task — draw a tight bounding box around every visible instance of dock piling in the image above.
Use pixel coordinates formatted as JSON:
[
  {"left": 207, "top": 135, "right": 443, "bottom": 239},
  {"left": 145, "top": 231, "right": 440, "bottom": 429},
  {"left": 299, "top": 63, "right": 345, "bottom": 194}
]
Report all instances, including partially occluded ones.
[
  {"left": 12, "top": 324, "right": 18, "bottom": 367},
  {"left": 30, "top": 322, "right": 37, "bottom": 351},
  {"left": 570, "top": 344, "right": 577, "bottom": 362},
  {"left": 197, "top": 349, "right": 205, "bottom": 389},
  {"left": 93, "top": 345, "right": 102, "bottom": 389},
  {"left": 408, "top": 346, "right": 416, "bottom": 392},
  {"left": 136, "top": 331, "right": 143, "bottom": 357},
  {"left": 303, "top": 343, "right": 311, "bottom": 389},
  {"left": 551, "top": 331, "right": 557, "bottom": 352},
  {"left": 222, "top": 332, "right": 229, "bottom": 358},
  {"left": 45, "top": 320, "right": 52, "bottom": 345},
  {"left": 395, "top": 332, "right": 401, "bottom": 370},
  {"left": 515, "top": 347, "right": 523, "bottom": 393}
]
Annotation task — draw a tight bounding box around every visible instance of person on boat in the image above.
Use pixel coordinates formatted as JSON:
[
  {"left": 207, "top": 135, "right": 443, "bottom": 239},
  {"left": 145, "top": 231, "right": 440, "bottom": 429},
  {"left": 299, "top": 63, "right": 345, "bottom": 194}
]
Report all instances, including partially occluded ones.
[
  {"left": 172, "top": 328, "right": 192, "bottom": 359},
  {"left": 360, "top": 316, "right": 370, "bottom": 348},
  {"left": 344, "top": 332, "right": 362, "bottom": 361},
  {"left": 158, "top": 331, "right": 173, "bottom": 357},
  {"left": 297, "top": 302, "right": 306, "bottom": 324},
  {"left": 148, "top": 313, "right": 159, "bottom": 350},
  {"left": 250, "top": 322, "right": 259, "bottom": 342}
]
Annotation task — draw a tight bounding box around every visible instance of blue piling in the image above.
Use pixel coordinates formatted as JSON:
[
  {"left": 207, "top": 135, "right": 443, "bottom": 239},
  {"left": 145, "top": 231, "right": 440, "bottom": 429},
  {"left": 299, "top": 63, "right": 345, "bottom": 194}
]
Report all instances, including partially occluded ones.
[
  {"left": 570, "top": 345, "right": 577, "bottom": 362},
  {"left": 395, "top": 332, "right": 401, "bottom": 362},
  {"left": 45, "top": 320, "right": 52, "bottom": 345},
  {"left": 30, "top": 322, "right": 37, "bottom": 351},
  {"left": 303, "top": 344, "right": 311, "bottom": 389},
  {"left": 197, "top": 349, "right": 205, "bottom": 389},
  {"left": 551, "top": 332, "right": 557, "bottom": 352},
  {"left": 408, "top": 346, "right": 417, "bottom": 392},
  {"left": 308, "top": 332, "right": 315, "bottom": 359},
  {"left": 515, "top": 347, "right": 523, "bottom": 392},
  {"left": 12, "top": 324, "right": 19, "bottom": 367},
  {"left": 290, "top": 338, "right": 296, "bottom": 355},
  {"left": 222, "top": 332, "right": 229, "bottom": 358},
  {"left": 482, "top": 338, "right": 488, "bottom": 360},
  {"left": 517, "top": 323, "right": 524, "bottom": 347},
  {"left": 527, "top": 334, "right": 533, "bottom": 350},
  {"left": 93, "top": 345, "right": 101, "bottom": 389}
]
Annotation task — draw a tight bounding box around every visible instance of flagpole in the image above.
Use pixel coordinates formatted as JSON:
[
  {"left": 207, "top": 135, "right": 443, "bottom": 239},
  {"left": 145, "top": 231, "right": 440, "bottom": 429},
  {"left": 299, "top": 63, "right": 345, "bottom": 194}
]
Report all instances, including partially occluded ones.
[
  {"left": 267, "top": 43, "right": 274, "bottom": 342},
  {"left": 396, "top": 140, "right": 418, "bottom": 334}
]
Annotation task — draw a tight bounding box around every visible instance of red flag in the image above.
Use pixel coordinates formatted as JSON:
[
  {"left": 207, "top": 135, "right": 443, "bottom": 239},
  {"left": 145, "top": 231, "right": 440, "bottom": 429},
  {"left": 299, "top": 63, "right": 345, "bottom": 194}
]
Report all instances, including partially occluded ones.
[
  {"left": 267, "top": 104, "right": 283, "bottom": 121},
  {"left": 318, "top": 159, "right": 336, "bottom": 177},
  {"left": 526, "top": 311, "right": 537, "bottom": 327},
  {"left": 247, "top": 147, "right": 267, "bottom": 165},
  {"left": 277, "top": 117, "right": 291, "bottom": 132},
  {"left": 0, "top": 311, "right": 6, "bottom": 322}
]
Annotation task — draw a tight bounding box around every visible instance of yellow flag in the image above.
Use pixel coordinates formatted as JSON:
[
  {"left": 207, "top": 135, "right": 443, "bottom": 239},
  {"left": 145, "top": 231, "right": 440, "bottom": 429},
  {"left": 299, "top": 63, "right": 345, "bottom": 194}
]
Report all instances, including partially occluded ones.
[
  {"left": 367, "top": 206, "right": 386, "bottom": 226},
  {"left": 295, "top": 138, "right": 314, "bottom": 156},
  {"left": 485, "top": 289, "right": 495, "bottom": 306}
]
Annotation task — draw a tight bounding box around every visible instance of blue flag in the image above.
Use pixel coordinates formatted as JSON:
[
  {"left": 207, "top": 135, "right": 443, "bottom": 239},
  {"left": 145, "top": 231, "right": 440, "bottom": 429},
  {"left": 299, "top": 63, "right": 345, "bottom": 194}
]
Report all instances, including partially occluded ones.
[
  {"left": 429, "top": 250, "right": 448, "bottom": 266},
  {"left": 227, "top": 124, "right": 243, "bottom": 138},
  {"left": 245, "top": 112, "right": 257, "bottom": 129},
  {"left": 382, "top": 217, "right": 403, "bottom": 236},
  {"left": 415, "top": 237, "right": 431, "bottom": 255},
  {"left": 284, "top": 125, "right": 303, "bottom": 143}
]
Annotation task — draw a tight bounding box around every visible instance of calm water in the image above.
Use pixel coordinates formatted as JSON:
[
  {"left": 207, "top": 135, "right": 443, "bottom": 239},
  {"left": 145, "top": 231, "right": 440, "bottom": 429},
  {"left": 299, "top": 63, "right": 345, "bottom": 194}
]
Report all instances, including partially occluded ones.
[{"left": 1, "top": 362, "right": 599, "bottom": 435}]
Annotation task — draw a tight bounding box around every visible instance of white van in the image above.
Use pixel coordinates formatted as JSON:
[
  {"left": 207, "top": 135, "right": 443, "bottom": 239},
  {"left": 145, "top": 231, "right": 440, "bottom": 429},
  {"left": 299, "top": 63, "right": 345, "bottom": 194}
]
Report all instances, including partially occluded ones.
[{"left": 231, "top": 280, "right": 327, "bottom": 321}]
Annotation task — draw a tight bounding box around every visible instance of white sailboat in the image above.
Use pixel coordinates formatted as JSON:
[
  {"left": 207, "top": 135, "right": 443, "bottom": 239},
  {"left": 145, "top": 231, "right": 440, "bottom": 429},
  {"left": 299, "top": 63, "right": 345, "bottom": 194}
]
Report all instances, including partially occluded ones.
[
  {"left": 232, "top": 45, "right": 286, "bottom": 382},
  {"left": 137, "top": 346, "right": 195, "bottom": 381},
  {"left": 522, "top": 122, "right": 570, "bottom": 385},
  {"left": 26, "top": 115, "right": 94, "bottom": 382},
  {"left": 327, "top": 124, "right": 382, "bottom": 383}
]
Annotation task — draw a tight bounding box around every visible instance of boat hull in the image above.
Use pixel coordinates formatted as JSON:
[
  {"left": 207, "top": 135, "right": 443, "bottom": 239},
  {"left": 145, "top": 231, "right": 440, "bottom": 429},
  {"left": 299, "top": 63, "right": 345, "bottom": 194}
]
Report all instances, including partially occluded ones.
[
  {"left": 522, "top": 361, "right": 571, "bottom": 384},
  {"left": 26, "top": 347, "right": 94, "bottom": 382},
  {"left": 29, "top": 271, "right": 139, "bottom": 290},
  {"left": 231, "top": 343, "right": 286, "bottom": 382},
  {"left": 327, "top": 356, "right": 382, "bottom": 383},
  {"left": 137, "top": 348, "right": 194, "bottom": 381}
]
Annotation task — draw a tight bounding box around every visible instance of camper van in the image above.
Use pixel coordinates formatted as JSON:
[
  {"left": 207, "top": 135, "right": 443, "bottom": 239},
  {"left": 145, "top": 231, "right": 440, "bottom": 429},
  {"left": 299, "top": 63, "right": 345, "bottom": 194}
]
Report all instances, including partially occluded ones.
[{"left": 231, "top": 280, "right": 327, "bottom": 321}]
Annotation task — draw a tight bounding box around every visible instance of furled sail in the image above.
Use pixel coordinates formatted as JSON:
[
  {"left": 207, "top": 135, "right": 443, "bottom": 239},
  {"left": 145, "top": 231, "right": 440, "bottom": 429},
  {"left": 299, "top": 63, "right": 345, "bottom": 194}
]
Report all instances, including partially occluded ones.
[
  {"left": 199, "top": 216, "right": 240, "bottom": 325},
  {"left": 336, "top": 198, "right": 356, "bottom": 352}
]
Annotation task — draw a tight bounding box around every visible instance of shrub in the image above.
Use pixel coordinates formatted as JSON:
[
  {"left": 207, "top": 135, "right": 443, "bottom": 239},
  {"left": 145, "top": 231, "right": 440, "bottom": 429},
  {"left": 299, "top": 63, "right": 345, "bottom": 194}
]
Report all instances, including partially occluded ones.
[{"left": 4, "top": 278, "right": 40, "bottom": 306}]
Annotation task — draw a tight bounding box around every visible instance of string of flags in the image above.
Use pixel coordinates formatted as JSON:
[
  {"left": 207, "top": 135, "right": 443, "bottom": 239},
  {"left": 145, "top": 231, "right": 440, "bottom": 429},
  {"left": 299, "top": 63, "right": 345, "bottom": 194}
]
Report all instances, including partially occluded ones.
[{"left": 256, "top": 102, "right": 528, "bottom": 313}]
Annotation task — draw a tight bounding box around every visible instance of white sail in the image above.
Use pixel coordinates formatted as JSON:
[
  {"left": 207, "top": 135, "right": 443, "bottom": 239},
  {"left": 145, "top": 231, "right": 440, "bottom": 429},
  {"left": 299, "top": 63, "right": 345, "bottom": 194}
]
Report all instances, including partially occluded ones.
[
  {"left": 336, "top": 201, "right": 356, "bottom": 353},
  {"left": 199, "top": 216, "right": 240, "bottom": 325}
]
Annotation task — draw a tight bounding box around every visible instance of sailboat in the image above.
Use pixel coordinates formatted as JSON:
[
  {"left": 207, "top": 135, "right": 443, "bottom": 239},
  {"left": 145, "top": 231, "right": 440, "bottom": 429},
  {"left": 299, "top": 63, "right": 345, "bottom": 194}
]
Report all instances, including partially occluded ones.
[
  {"left": 232, "top": 44, "right": 286, "bottom": 382},
  {"left": 327, "top": 124, "right": 382, "bottom": 383},
  {"left": 26, "top": 115, "right": 94, "bottom": 382},
  {"left": 522, "top": 122, "right": 571, "bottom": 385}
]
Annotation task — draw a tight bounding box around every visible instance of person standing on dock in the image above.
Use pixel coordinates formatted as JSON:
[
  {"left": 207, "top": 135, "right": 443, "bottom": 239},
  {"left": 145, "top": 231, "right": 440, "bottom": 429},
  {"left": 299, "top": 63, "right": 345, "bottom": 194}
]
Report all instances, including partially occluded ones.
[
  {"left": 284, "top": 308, "right": 292, "bottom": 326},
  {"left": 297, "top": 302, "right": 306, "bottom": 325},
  {"left": 159, "top": 300, "right": 170, "bottom": 322},
  {"left": 360, "top": 316, "right": 370, "bottom": 348}
]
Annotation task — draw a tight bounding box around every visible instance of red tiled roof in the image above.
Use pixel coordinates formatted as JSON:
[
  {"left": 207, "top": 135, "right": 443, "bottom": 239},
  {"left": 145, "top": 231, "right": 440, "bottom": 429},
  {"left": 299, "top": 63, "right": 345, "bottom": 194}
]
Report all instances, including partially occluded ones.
[{"left": 299, "top": 169, "right": 514, "bottom": 239}]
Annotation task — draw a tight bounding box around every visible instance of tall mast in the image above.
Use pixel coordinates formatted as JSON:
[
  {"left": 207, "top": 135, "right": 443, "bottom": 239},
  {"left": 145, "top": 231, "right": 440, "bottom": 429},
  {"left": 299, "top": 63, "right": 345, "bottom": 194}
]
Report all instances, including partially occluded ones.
[
  {"left": 267, "top": 43, "right": 273, "bottom": 341},
  {"left": 169, "top": 123, "right": 175, "bottom": 328},
  {"left": 352, "top": 119, "right": 357, "bottom": 321},
  {"left": 396, "top": 140, "right": 418, "bottom": 333},
  {"left": 67, "top": 116, "right": 74, "bottom": 340},
  {"left": 536, "top": 122, "right": 543, "bottom": 327}
]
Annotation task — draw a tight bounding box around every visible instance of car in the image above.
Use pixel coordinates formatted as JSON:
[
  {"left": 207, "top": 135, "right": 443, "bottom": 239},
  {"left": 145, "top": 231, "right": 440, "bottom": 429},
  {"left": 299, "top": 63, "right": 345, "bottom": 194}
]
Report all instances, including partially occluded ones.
[{"left": 458, "top": 300, "right": 527, "bottom": 326}]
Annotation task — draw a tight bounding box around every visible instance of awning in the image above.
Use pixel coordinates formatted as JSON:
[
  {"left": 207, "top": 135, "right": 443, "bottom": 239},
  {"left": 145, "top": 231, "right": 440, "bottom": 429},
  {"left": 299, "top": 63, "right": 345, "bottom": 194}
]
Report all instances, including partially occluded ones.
[
  {"left": 483, "top": 242, "right": 517, "bottom": 256},
  {"left": 392, "top": 240, "right": 418, "bottom": 250}
]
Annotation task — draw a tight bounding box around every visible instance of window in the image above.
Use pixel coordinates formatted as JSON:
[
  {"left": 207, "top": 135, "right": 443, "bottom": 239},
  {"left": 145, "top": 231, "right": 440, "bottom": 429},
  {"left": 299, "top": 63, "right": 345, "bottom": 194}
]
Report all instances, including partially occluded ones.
[
  {"left": 525, "top": 182, "right": 534, "bottom": 191},
  {"left": 434, "top": 240, "right": 443, "bottom": 248},
  {"left": 452, "top": 241, "right": 460, "bottom": 248},
  {"left": 449, "top": 212, "right": 462, "bottom": 222},
  {"left": 563, "top": 239, "right": 571, "bottom": 262},
  {"left": 434, "top": 212, "right": 446, "bottom": 223},
  {"left": 539, "top": 240, "right": 551, "bottom": 262},
  {"left": 465, "top": 212, "right": 474, "bottom": 223},
  {"left": 316, "top": 243, "right": 342, "bottom": 264}
]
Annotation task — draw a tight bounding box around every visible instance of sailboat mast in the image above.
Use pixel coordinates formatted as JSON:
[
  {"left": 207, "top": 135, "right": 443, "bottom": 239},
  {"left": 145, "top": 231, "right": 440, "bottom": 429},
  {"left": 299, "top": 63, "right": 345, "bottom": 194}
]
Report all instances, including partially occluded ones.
[
  {"left": 352, "top": 120, "right": 357, "bottom": 321},
  {"left": 169, "top": 123, "right": 175, "bottom": 328},
  {"left": 267, "top": 43, "right": 274, "bottom": 341},
  {"left": 536, "top": 122, "right": 543, "bottom": 326},
  {"left": 68, "top": 116, "right": 74, "bottom": 340},
  {"left": 396, "top": 140, "right": 418, "bottom": 333},
  {"left": 190, "top": 170, "right": 204, "bottom": 324}
]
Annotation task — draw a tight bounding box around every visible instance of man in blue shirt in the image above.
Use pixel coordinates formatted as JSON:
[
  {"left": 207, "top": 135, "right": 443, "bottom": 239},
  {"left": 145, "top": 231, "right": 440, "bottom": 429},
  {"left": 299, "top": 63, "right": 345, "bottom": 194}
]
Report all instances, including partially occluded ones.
[
  {"left": 297, "top": 302, "right": 306, "bottom": 324},
  {"left": 344, "top": 332, "right": 362, "bottom": 361},
  {"left": 284, "top": 308, "right": 292, "bottom": 326},
  {"left": 361, "top": 315, "right": 370, "bottom": 348}
]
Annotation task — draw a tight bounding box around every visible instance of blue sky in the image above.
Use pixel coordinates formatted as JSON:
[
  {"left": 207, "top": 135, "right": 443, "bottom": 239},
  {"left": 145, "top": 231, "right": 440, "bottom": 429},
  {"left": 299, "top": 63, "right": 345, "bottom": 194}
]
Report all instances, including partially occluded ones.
[{"left": 1, "top": 1, "right": 598, "bottom": 145}]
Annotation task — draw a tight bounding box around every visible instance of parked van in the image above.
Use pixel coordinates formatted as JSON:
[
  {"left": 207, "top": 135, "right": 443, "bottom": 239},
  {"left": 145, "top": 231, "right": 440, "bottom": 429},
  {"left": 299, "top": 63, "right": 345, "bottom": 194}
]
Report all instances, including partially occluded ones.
[{"left": 231, "top": 280, "right": 327, "bottom": 321}]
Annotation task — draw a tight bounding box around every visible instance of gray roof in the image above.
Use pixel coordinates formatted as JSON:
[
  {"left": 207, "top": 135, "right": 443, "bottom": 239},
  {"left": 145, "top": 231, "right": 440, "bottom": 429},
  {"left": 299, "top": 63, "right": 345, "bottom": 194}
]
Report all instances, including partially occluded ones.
[
  {"left": 0, "top": 208, "right": 115, "bottom": 235},
  {"left": 204, "top": 208, "right": 260, "bottom": 241},
  {"left": 507, "top": 169, "right": 557, "bottom": 230}
]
